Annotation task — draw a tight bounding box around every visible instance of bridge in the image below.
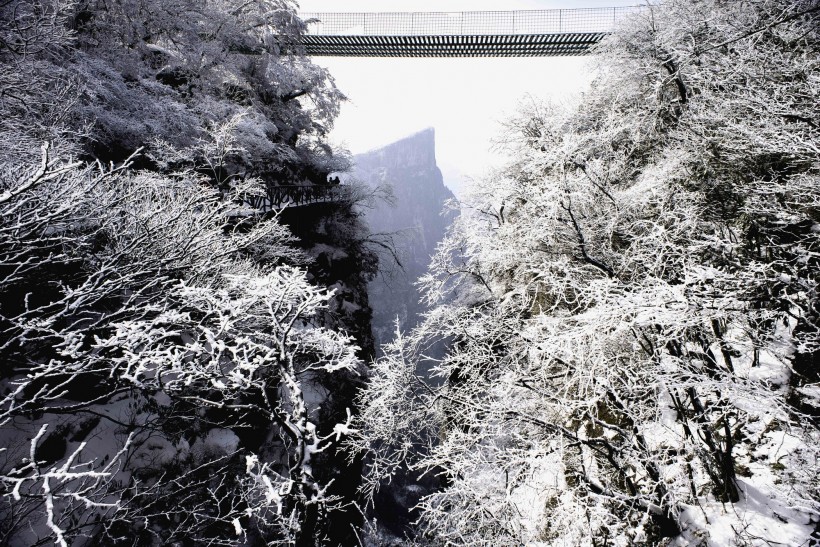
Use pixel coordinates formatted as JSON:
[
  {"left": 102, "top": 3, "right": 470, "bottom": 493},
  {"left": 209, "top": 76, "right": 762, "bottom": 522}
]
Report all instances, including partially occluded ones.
[{"left": 294, "top": 7, "right": 642, "bottom": 57}]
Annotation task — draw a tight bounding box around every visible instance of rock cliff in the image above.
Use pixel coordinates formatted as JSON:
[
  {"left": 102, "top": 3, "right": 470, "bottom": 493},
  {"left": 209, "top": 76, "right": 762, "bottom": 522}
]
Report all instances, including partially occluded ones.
[{"left": 354, "top": 128, "right": 457, "bottom": 351}]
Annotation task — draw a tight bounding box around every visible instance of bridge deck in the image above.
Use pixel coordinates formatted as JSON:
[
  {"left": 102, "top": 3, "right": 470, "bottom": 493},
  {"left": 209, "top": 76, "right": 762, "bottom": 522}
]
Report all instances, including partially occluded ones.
[
  {"left": 300, "top": 33, "right": 609, "bottom": 57},
  {"left": 296, "top": 7, "right": 640, "bottom": 57}
]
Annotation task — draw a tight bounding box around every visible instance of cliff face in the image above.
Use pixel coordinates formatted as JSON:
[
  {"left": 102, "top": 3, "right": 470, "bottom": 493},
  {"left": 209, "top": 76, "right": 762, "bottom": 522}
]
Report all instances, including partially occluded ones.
[
  {"left": 279, "top": 203, "right": 376, "bottom": 361},
  {"left": 353, "top": 128, "right": 457, "bottom": 537},
  {"left": 354, "top": 128, "right": 456, "bottom": 351}
]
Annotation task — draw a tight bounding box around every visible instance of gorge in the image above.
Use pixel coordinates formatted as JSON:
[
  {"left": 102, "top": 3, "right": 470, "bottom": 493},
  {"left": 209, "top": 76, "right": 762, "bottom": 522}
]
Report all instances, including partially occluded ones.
[{"left": 1, "top": 1, "right": 820, "bottom": 546}]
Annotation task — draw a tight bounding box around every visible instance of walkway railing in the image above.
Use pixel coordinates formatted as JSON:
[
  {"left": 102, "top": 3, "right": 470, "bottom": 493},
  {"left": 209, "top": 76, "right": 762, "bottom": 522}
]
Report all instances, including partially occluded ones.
[
  {"left": 299, "top": 7, "right": 642, "bottom": 37},
  {"left": 244, "top": 184, "right": 343, "bottom": 212}
]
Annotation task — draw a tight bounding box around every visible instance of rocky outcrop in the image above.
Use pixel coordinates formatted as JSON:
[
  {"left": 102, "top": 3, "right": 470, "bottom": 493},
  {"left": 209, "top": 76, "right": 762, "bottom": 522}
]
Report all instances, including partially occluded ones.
[
  {"left": 354, "top": 128, "right": 457, "bottom": 351},
  {"left": 352, "top": 128, "right": 457, "bottom": 538}
]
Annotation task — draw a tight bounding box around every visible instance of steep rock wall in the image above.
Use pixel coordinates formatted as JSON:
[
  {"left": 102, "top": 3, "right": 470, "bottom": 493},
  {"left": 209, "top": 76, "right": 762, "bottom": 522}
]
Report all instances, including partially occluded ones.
[{"left": 354, "top": 128, "right": 456, "bottom": 351}]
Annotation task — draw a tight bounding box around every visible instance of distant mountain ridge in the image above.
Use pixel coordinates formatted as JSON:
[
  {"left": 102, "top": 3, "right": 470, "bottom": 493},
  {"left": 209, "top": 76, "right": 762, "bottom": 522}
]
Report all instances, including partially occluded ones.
[{"left": 355, "top": 128, "right": 456, "bottom": 351}]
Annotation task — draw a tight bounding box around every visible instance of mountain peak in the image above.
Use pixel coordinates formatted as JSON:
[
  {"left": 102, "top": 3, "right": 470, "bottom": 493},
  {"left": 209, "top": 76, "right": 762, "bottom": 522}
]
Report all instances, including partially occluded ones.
[{"left": 357, "top": 128, "right": 437, "bottom": 170}]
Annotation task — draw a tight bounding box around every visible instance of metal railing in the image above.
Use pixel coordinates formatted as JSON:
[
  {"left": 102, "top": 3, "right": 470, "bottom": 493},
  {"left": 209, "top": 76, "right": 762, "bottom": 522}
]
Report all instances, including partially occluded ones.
[
  {"left": 299, "top": 7, "right": 643, "bottom": 37},
  {"left": 243, "top": 184, "right": 343, "bottom": 212}
]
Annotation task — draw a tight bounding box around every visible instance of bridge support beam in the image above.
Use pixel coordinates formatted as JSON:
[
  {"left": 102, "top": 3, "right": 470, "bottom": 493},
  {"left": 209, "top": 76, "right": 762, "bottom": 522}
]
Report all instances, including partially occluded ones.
[{"left": 295, "top": 32, "right": 608, "bottom": 57}]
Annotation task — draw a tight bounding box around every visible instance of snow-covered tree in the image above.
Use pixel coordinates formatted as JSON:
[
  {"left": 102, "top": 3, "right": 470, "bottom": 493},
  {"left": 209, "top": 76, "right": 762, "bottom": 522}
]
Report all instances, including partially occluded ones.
[
  {"left": 0, "top": 0, "right": 366, "bottom": 544},
  {"left": 0, "top": 143, "right": 363, "bottom": 545},
  {"left": 65, "top": 0, "right": 348, "bottom": 186},
  {"left": 353, "top": 1, "right": 820, "bottom": 544}
]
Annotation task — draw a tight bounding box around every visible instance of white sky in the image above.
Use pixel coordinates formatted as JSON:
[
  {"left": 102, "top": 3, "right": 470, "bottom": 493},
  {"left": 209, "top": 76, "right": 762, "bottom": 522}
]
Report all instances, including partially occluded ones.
[{"left": 297, "top": 0, "right": 641, "bottom": 195}]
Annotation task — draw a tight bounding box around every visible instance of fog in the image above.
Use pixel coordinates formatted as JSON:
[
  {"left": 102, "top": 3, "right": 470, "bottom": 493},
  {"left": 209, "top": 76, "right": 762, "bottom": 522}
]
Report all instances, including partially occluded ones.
[{"left": 298, "top": 0, "right": 642, "bottom": 195}]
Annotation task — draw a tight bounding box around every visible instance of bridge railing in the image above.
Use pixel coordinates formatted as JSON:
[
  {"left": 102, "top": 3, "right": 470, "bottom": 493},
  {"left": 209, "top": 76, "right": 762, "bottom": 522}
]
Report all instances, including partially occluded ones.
[{"left": 299, "top": 7, "right": 643, "bottom": 36}]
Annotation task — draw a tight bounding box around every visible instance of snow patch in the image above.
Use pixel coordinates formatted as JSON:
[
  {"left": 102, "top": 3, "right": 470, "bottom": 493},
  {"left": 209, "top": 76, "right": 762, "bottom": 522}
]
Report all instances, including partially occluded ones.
[{"left": 675, "top": 479, "right": 816, "bottom": 546}]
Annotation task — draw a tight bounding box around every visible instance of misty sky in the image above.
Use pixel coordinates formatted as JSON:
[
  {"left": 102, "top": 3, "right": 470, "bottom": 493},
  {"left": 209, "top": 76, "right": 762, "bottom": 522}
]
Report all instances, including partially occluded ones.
[{"left": 297, "top": 0, "right": 643, "bottom": 195}]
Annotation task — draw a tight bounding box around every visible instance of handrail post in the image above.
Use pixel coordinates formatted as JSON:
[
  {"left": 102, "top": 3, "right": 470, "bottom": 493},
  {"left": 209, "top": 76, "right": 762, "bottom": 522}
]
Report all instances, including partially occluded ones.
[{"left": 559, "top": 9, "right": 563, "bottom": 33}]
